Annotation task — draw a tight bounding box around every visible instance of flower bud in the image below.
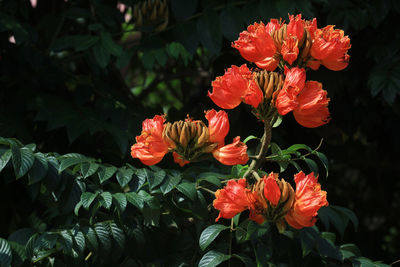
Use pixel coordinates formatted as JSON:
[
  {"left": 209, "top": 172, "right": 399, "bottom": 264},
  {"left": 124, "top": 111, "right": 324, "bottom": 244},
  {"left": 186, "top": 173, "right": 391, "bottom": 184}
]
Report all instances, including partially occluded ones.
[
  {"left": 133, "top": 0, "right": 169, "bottom": 33},
  {"left": 249, "top": 173, "right": 295, "bottom": 231}
]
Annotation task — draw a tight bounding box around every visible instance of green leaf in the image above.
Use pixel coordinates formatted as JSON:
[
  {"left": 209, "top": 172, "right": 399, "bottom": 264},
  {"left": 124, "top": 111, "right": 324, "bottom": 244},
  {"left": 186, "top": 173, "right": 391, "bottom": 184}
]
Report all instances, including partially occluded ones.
[
  {"left": 199, "top": 224, "right": 229, "bottom": 251},
  {"left": 113, "top": 193, "right": 127, "bottom": 212},
  {"left": 321, "top": 231, "right": 336, "bottom": 243},
  {"left": 243, "top": 135, "right": 258, "bottom": 144},
  {"left": 107, "top": 222, "right": 125, "bottom": 248},
  {"left": 100, "top": 192, "right": 113, "bottom": 209},
  {"left": 80, "top": 162, "right": 99, "bottom": 178},
  {"left": 83, "top": 227, "right": 99, "bottom": 252},
  {"left": 272, "top": 115, "right": 283, "bottom": 128},
  {"left": 197, "top": 11, "right": 222, "bottom": 54},
  {"left": 299, "top": 227, "right": 318, "bottom": 257},
  {"left": 219, "top": 7, "right": 243, "bottom": 41},
  {"left": 331, "top": 205, "right": 359, "bottom": 231},
  {"left": 159, "top": 171, "right": 181, "bottom": 194},
  {"left": 11, "top": 146, "right": 35, "bottom": 179},
  {"left": 246, "top": 221, "right": 270, "bottom": 240},
  {"left": 92, "top": 44, "right": 110, "bottom": 68},
  {"left": 232, "top": 253, "right": 256, "bottom": 267},
  {"left": 100, "top": 32, "right": 122, "bottom": 56},
  {"left": 125, "top": 192, "right": 144, "bottom": 209},
  {"left": 73, "top": 35, "right": 99, "bottom": 51},
  {"left": 315, "top": 151, "right": 329, "bottom": 178},
  {"left": 81, "top": 192, "right": 98, "bottom": 210},
  {"left": 340, "top": 243, "right": 361, "bottom": 259},
  {"left": 28, "top": 152, "right": 49, "bottom": 184},
  {"left": 316, "top": 236, "right": 342, "bottom": 261},
  {"left": 148, "top": 169, "right": 166, "bottom": 190},
  {"left": 176, "top": 182, "right": 197, "bottom": 200},
  {"left": 70, "top": 229, "right": 85, "bottom": 256},
  {"left": 287, "top": 144, "right": 312, "bottom": 152},
  {"left": 304, "top": 158, "right": 319, "bottom": 175},
  {"left": 0, "top": 238, "right": 12, "bottom": 267},
  {"left": 58, "top": 153, "right": 87, "bottom": 173},
  {"left": 7, "top": 241, "right": 26, "bottom": 266},
  {"left": 98, "top": 166, "right": 117, "bottom": 184},
  {"left": 351, "top": 257, "right": 375, "bottom": 267},
  {"left": 198, "top": 250, "right": 230, "bottom": 267},
  {"left": 95, "top": 224, "right": 111, "bottom": 253},
  {"left": 116, "top": 168, "right": 134, "bottom": 187},
  {"left": 318, "top": 206, "right": 347, "bottom": 237},
  {"left": 0, "top": 149, "right": 12, "bottom": 172}
]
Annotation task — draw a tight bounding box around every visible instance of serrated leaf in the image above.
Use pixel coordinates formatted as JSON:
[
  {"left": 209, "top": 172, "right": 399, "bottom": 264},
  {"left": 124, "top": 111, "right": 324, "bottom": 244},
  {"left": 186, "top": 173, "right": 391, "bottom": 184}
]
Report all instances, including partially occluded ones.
[
  {"left": 100, "top": 192, "right": 113, "bottom": 209},
  {"left": 0, "top": 149, "right": 12, "bottom": 172},
  {"left": 98, "top": 166, "right": 117, "bottom": 184},
  {"left": 0, "top": 238, "right": 12, "bottom": 267},
  {"left": 199, "top": 224, "right": 229, "bottom": 251},
  {"left": 176, "top": 182, "right": 197, "bottom": 201},
  {"left": 28, "top": 152, "right": 49, "bottom": 185},
  {"left": 107, "top": 222, "right": 125, "bottom": 248},
  {"left": 113, "top": 193, "right": 127, "bottom": 212},
  {"left": 11, "top": 146, "right": 35, "bottom": 179},
  {"left": 80, "top": 162, "right": 99, "bottom": 178},
  {"left": 198, "top": 250, "right": 230, "bottom": 267},
  {"left": 116, "top": 168, "right": 134, "bottom": 187}
]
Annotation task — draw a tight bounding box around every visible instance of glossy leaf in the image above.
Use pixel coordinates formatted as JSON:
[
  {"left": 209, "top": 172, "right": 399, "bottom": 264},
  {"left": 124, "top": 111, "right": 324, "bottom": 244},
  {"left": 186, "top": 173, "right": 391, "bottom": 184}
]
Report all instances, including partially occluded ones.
[{"left": 199, "top": 224, "right": 229, "bottom": 251}]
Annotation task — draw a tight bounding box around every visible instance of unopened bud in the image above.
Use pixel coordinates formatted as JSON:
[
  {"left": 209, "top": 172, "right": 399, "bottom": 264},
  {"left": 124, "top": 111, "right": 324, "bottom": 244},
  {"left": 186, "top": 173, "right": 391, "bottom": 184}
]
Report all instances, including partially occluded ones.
[
  {"left": 272, "top": 24, "right": 287, "bottom": 49},
  {"left": 254, "top": 71, "right": 284, "bottom": 100}
]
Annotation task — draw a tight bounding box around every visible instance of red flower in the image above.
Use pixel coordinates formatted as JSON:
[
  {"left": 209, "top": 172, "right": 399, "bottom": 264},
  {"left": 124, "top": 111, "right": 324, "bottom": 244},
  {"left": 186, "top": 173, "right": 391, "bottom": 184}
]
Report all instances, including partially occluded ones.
[
  {"left": 285, "top": 172, "right": 328, "bottom": 229},
  {"left": 310, "top": 25, "right": 351, "bottom": 71},
  {"left": 131, "top": 115, "right": 169, "bottom": 165},
  {"left": 205, "top": 109, "right": 229, "bottom": 146},
  {"left": 281, "top": 37, "right": 299, "bottom": 65},
  {"left": 232, "top": 22, "right": 279, "bottom": 71},
  {"left": 275, "top": 68, "right": 330, "bottom": 128},
  {"left": 172, "top": 152, "right": 190, "bottom": 167},
  {"left": 263, "top": 173, "right": 281, "bottom": 206},
  {"left": 212, "top": 136, "right": 249, "bottom": 165},
  {"left": 275, "top": 67, "right": 306, "bottom": 115},
  {"left": 293, "top": 81, "right": 330, "bottom": 128},
  {"left": 208, "top": 64, "right": 263, "bottom": 109},
  {"left": 213, "top": 178, "right": 254, "bottom": 221}
]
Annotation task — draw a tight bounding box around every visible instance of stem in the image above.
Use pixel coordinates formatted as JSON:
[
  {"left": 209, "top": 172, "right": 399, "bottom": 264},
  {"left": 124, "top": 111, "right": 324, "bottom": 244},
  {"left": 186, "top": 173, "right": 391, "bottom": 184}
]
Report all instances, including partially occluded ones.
[
  {"left": 243, "top": 120, "right": 272, "bottom": 181},
  {"left": 228, "top": 219, "right": 234, "bottom": 267},
  {"left": 196, "top": 186, "right": 215, "bottom": 195}
]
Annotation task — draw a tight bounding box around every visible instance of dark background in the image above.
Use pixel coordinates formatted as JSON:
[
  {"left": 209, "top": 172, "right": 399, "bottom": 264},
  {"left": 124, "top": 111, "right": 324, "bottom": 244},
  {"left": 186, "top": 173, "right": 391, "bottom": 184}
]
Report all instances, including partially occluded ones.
[{"left": 1, "top": 0, "right": 399, "bottom": 264}]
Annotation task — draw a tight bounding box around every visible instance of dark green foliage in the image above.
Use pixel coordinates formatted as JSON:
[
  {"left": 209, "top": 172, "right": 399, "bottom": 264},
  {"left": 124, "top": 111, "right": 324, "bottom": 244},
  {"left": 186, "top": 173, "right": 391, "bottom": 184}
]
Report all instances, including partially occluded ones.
[{"left": 0, "top": 0, "right": 399, "bottom": 265}]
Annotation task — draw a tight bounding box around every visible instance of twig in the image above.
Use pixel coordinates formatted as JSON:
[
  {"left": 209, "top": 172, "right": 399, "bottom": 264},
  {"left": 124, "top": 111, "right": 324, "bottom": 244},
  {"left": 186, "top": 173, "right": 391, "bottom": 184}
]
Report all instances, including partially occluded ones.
[{"left": 196, "top": 186, "right": 215, "bottom": 195}]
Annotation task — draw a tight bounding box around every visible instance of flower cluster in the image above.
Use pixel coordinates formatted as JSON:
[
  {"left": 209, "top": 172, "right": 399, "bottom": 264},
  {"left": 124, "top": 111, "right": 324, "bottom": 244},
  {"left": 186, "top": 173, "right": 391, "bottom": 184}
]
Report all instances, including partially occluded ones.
[
  {"left": 232, "top": 14, "right": 350, "bottom": 71},
  {"left": 209, "top": 14, "right": 350, "bottom": 128},
  {"left": 131, "top": 110, "right": 249, "bottom": 166},
  {"left": 213, "top": 172, "right": 328, "bottom": 231}
]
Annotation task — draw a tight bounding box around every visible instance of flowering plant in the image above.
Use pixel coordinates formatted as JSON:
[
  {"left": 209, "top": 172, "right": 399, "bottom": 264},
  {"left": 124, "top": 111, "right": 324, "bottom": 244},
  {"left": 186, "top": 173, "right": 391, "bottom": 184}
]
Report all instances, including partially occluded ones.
[{"left": 128, "top": 13, "right": 385, "bottom": 266}]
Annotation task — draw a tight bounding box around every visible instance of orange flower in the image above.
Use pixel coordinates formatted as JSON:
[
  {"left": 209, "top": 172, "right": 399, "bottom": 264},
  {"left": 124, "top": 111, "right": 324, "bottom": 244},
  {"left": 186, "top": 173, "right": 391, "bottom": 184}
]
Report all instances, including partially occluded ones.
[
  {"left": 213, "top": 178, "right": 254, "bottom": 221},
  {"left": 275, "top": 67, "right": 306, "bottom": 115},
  {"left": 205, "top": 109, "right": 229, "bottom": 146},
  {"left": 310, "top": 25, "right": 351, "bottom": 71},
  {"left": 172, "top": 152, "right": 190, "bottom": 167},
  {"left": 232, "top": 22, "right": 278, "bottom": 70},
  {"left": 212, "top": 136, "right": 249, "bottom": 165},
  {"left": 285, "top": 172, "right": 328, "bottom": 229},
  {"left": 293, "top": 81, "right": 330, "bottom": 128},
  {"left": 208, "top": 64, "right": 263, "bottom": 109},
  {"left": 263, "top": 173, "right": 281, "bottom": 206},
  {"left": 131, "top": 115, "right": 169, "bottom": 165},
  {"left": 275, "top": 68, "right": 330, "bottom": 128}
]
